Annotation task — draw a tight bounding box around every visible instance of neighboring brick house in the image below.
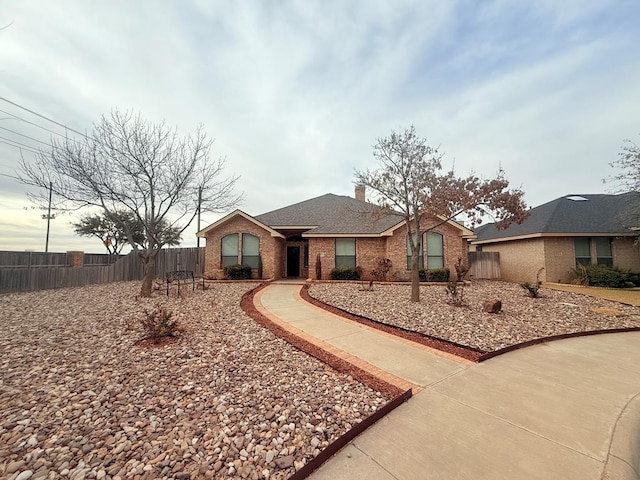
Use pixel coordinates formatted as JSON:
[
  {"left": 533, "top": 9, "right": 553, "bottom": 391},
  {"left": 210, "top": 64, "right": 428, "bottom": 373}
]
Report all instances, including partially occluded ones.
[
  {"left": 471, "top": 192, "right": 640, "bottom": 283},
  {"left": 197, "top": 188, "right": 474, "bottom": 280}
]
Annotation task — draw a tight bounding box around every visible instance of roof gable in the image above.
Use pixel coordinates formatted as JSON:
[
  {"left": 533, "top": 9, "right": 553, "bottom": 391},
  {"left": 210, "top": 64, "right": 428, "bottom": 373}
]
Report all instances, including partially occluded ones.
[
  {"left": 474, "top": 192, "right": 640, "bottom": 243},
  {"left": 197, "top": 209, "right": 285, "bottom": 238}
]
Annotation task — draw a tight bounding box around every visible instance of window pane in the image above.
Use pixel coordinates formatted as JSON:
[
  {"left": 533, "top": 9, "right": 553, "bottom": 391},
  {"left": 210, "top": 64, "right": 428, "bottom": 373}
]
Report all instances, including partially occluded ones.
[
  {"left": 243, "top": 256, "right": 260, "bottom": 269},
  {"left": 427, "top": 256, "right": 444, "bottom": 268},
  {"left": 335, "top": 238, "right": 355, "bottom": 255},
  {"left": 222, "top": 234, "right": 238, "bottom": 256},
  {"left": 426, "top": 232, "right": 443, "bottom": 255},
  {"left": 222, "top": 256, "right": 238, "bottom": 267},
  {"left": 242, "top": 234, "right": 259, "bottom": 256},
  {"left": 335, "top": 238, "right": 355, "bottom": 268},
  {"left": 574, "top": 238, "right": 590, "bottom": 258},
  {"left": 595, "top": 237, "right": 612, "bottom": 257},
  {"left": 335, "top": 256, "right": 356, "bottom": 268}
]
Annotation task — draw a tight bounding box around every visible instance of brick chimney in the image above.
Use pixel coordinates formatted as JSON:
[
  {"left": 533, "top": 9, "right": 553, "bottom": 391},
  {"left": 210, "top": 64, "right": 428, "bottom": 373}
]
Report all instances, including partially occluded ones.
[{"left": 355, "top": 185, "right": 365, "bottom": 202}]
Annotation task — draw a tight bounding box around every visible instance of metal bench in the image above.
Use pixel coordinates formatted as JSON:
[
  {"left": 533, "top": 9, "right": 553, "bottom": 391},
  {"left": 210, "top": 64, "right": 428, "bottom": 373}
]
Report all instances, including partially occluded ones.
[{"left": 165, "top": 270, "right": 195, "bottom": 296}]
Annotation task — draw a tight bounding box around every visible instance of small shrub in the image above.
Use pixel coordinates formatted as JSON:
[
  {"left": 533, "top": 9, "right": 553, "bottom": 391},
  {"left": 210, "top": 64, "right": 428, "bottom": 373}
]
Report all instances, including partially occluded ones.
[
  {"left": 371, "top": 258, "right": 393, "bottom": 282},
  {"left": 330, "top": 266, "right": 362, "bottom": 280},
  {"left": 445, "top": 280, "right": 466, "bottom": 306},
  {"left": 315, "top": 253, "right": 322, "bottom": 280},
  {"left": 224, "top": 264, "right": 252, "bottom": 280},
  {"left": 419, "top": 267, "right": 450, "bottom": 282},
  {"left": 520, "top": 267, "right": 544, "bottom": 298},
  {"left": 571, "top": 264, "right": 632, "bottom": 288},
  {"left": 140, "top": 304, "right": 178, "bottom": 344}
]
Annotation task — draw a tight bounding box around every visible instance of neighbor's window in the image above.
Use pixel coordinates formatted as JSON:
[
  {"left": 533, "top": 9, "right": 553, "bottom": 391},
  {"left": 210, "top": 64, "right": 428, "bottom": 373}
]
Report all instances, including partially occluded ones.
[
  {"left": 242, "top": 233, "right": 260, "bottom": 269},
  {"left": 406, "top": 233, "right": 424, "bottom": 269},
  {"left": 595, "top": 237, "right": 613, "bottom": 266},
  {"left": 335, "top": 238, "right": 356, "bottom": 268},
  {"left": 426, "top": 232, "right": 444, "bottom": 268},
  {"left": 221, "top": 234, "right": 239, "bottom": 267},
  {"left": 574, "top": 238, "right": 591, "bottom": 265}
]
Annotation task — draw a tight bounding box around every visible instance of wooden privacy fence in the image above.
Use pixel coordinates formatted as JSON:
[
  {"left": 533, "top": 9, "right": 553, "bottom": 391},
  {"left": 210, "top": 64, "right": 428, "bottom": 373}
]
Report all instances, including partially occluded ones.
[
  {"left": 0, "top": 247, "right": 205, "bottom": 294},
  {"left": 468, "top": 251, "right": 501, "bottom": 279}
]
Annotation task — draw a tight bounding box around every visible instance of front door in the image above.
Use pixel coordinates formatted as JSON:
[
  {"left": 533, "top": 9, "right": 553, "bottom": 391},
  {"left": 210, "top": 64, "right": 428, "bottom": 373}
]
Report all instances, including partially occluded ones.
[{"left": 286, "top": 246, "right": 300, "bottom": 277}]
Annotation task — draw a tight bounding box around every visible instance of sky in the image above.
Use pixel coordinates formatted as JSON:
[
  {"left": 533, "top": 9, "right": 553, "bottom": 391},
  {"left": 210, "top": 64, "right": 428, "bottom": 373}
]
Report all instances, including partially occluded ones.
[{"left": 0, "top": 0, "right": 638, "bottom": 253}]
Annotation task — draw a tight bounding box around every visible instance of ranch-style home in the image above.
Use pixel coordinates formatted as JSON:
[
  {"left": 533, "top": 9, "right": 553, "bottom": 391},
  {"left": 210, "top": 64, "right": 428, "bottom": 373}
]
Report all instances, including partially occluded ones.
[
  {"left": 197, "top": 187, "right": 475, "bottom": 281},
  {"left": 471, "top": 192, "right": 640, "bottom": 284}
]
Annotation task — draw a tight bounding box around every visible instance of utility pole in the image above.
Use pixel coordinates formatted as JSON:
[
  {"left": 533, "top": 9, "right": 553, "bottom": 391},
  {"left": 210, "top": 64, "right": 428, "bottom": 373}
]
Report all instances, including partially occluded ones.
[
  {"left": 41, "top": 181, "right": 55, "bottom": 252},
  {"left": 196, "top": 186, "right": 202, "bottom": 249}
]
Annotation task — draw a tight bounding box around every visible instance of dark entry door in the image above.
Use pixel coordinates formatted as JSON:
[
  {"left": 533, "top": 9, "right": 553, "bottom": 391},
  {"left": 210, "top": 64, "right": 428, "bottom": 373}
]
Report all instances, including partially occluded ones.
[{"left": 287, "top": 246, "right": 300, "bottom": 277}]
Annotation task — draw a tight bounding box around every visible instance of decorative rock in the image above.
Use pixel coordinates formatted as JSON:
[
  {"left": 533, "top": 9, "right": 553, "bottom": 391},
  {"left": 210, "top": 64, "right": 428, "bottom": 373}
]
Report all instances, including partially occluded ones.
[
  {"left": 274, "top": 455, "right": 294, "bottom": 469},
  {"left": 483, "top": 299, "right": 502, "bottom": 313},
  {"left": 7, "top": 460, "right": 26, "bottom": 474},
  {"left": 15, "top": 471, "right": 34, "bottom": 480}
]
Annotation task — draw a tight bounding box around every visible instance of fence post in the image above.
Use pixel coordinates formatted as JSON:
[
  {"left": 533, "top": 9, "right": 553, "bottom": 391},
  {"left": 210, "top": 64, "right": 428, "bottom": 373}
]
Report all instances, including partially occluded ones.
[{"left": 67, "top": 251, "right": 85, "bottom": 268}]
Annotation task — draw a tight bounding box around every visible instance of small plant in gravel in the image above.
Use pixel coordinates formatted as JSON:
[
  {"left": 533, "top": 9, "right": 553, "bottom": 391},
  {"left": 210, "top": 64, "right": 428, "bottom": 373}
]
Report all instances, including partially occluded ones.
[
  {"left": 140, "top": 304, "right": 179, "bottom": 343},
  {"left": 521, "top": 267, "right": 544, "bottom": 298},
  {"left": 445, "top": 280, "right": 466, "bottom": 306},
  {"left": 361, "top": 258, "right": 393, "bottom": 291}
]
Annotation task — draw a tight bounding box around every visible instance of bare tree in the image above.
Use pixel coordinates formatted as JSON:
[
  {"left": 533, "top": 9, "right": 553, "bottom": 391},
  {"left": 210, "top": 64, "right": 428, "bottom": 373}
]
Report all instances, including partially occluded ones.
[
  {"left": 355, "top": 126, "right": 528, "bottom": 302},
  {"left": 20, "top": 110, "right": 243, "bottom": 296},
  {"left": 605, "top": 135, "right": 640, "bottom": 192}
]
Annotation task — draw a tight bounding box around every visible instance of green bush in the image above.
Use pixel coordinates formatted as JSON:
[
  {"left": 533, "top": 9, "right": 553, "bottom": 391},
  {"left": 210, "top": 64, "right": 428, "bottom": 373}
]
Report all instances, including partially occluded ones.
[
  {"left": 571, "top": 264, "right": 637, "bottom": 288},
  {"left": 419, "top": 267, "right": 450, "bottom": 282},
  {"left": 224, "top": 264, "right": 253, "bottom": 280},
  {"left": 330, "top": 266, "right": 362, "bottom": 280}
]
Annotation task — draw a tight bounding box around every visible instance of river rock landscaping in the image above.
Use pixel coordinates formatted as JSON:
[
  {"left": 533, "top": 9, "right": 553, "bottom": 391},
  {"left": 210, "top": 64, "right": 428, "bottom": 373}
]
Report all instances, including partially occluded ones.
[
  {"left": 0, "top": 282, "right": 387, "bottom": 480},
  {"left": 308, "top": 280, "right": 640, "bottom": 353}
]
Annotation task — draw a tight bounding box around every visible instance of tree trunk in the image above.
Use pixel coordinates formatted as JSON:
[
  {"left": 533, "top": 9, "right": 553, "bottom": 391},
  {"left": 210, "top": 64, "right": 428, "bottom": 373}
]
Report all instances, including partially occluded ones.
[
  {"left": 410, "top": 255, "right": 421, "bottom": 302},
  {"left": 140, "top": 255, "right": 155, "bottom": 297}
]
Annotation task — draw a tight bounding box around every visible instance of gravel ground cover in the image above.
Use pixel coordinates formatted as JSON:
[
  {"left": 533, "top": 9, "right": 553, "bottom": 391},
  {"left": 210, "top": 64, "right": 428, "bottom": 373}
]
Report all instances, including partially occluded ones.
[
  {"left": 0, "top": 282, "right": 387, "bottom": 480},
  {"left": 308, "top": 280, "right": 640, "bottom": 353}
]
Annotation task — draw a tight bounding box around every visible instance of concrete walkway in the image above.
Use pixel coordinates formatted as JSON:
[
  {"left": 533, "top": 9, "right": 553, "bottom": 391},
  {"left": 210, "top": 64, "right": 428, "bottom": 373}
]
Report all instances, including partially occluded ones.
[{"left": 255, "top": 283, "right": 640, "bottom": 480}]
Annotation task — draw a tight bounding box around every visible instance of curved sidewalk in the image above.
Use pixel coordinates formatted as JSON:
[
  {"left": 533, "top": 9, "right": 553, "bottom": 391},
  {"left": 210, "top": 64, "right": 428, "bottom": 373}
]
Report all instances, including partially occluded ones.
[{"left": 255, "top": 283, "right": 640, "bottom": 480}]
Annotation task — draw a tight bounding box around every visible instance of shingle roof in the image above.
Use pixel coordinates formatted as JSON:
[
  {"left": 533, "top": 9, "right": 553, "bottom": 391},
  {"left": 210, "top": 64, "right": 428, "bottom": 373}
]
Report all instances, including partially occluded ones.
[
  {"left": 254, "top": 193, "right": 404, "bottom": 235},
  {"left": 474, "top": 192, "right": 640, "bottom": 242}
]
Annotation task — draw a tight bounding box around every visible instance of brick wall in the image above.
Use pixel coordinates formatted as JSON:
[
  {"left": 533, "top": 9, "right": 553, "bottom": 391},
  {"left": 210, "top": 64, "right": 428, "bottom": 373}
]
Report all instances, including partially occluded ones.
[
  {"left": 481, "top": 238, "right": 546, "bottom": 283},
  {"left": 614, "top": 237, "right": 640, "bottom": 271},
  {"left": 543, "top": 237, "right": 575, "bottom": 283},
  {"left": 385, "top": 219, "right": 468, "bottom": 281},
  {"left": 308, "top": 238, "right": 335, "bottom": 280},
  {"left": 203, "top": 216, "right": 280, "bottom": 279}
]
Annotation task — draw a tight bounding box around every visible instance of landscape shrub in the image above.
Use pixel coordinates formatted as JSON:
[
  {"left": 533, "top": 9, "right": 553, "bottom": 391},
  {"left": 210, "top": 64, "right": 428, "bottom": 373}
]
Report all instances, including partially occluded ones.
[
  {"left": 330, "top": 266, "right": 362, "bottom": 280},
  {"left": 140, "top": 304, "right": 178, "bottom": 344},
  {"left": 419, "top": 267, "right": 450, "bottom": 282},
  {"left": 571, "top": 264, "right": 636, "bottom": 288},
  {"left": 224, "top": 264, "right": 253, "bottom": 280},
  {"left": 520, "top": 267, "right": 544, "bottom": 298}
]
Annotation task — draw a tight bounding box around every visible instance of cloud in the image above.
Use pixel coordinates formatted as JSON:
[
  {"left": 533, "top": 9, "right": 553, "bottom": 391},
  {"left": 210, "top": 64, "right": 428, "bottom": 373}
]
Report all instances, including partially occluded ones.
[{"left": 0, "top": 0, "right": 638, "bottom": 251}]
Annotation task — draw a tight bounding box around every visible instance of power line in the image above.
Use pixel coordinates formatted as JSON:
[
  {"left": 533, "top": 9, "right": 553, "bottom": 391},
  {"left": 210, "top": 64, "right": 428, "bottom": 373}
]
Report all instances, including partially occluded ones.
[
  {"left": 0, "top": 108, "right": 83, "bottom": 143},
  {"left": 0, "top": 137, "right": 42, "bottom": 155},
  {"left": 0, "top": 125, "right": 52, "bottom": 146},
  {"left": 0, "top": 96, "right": 89, "bottom": 139}
]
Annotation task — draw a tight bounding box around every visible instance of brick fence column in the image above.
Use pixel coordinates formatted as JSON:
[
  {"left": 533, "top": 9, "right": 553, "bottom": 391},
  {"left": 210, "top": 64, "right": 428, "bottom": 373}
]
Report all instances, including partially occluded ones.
[{"left": 67, "top": 251, "right": 84, "bottom": 268}]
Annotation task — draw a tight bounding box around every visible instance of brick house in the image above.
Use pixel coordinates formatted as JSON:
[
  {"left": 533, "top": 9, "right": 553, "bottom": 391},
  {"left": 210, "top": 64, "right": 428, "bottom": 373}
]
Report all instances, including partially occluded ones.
[
  {"left": 197, "top": 188, "right": 474, "bottom": 280},
  {"left": 471, "top": 192, "right": 640, "bottom": 283}
]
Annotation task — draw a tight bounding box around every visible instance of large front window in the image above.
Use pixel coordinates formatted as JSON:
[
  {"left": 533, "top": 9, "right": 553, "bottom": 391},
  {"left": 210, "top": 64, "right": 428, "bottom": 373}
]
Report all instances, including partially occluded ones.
[
  {"left": 335, "top": 238, "right": 356, "bottom": 268},
  {"left": 575, "top": 237, "right": 614, "bottom": 266},
  {"left": 407, "top": 231, "right": 444, "bottom": 269},
  {"left": 221, "top": 233, "right": 261, "bottom": 268}
]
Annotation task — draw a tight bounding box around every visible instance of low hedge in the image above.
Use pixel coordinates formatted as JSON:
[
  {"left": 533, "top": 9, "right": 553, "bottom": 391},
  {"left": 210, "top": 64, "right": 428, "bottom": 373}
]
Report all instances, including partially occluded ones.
[
  {"left": 419, "top": 267, "right": 450, "bottom": 282},
  {"left": 330, "top": 267, "right": 362, "bottom": 280},
  {"left": 224, "top": 264, "right": 253, "bottom": 280}
]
